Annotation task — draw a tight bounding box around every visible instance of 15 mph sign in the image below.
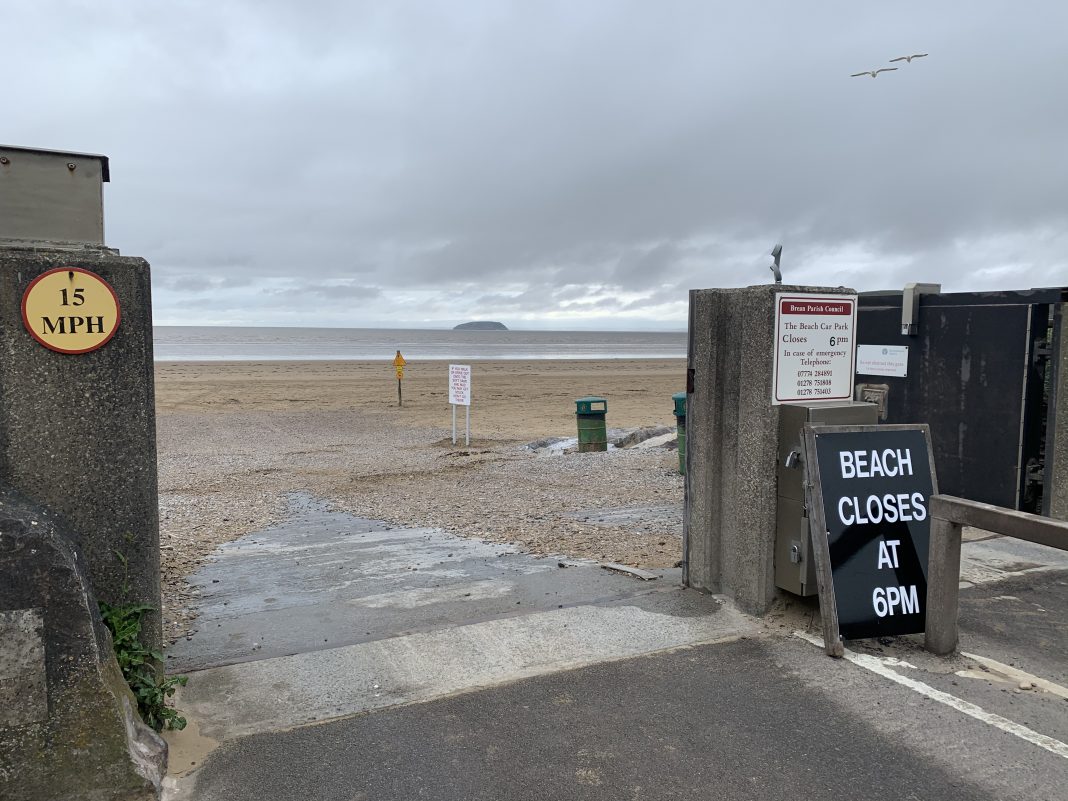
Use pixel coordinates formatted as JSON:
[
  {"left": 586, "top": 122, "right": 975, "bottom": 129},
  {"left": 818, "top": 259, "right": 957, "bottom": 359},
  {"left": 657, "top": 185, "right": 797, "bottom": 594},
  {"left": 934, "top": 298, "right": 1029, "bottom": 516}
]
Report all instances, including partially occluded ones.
[
  {"left": 22, "top": 267, "right": 121, "bottom": 354},
  {"left": 802, "top": 424, "right": 938, "bottom": 651}
]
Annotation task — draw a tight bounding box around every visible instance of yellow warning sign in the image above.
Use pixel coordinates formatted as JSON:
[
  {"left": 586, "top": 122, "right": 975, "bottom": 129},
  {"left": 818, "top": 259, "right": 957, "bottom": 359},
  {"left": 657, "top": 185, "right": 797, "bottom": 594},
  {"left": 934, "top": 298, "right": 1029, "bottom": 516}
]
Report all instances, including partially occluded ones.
[
  {"left": 393, "top": 350, "right": 406, "bottom": 379},
  {"left": 22, "top": 267, "right": 121, "bottom": 354}
]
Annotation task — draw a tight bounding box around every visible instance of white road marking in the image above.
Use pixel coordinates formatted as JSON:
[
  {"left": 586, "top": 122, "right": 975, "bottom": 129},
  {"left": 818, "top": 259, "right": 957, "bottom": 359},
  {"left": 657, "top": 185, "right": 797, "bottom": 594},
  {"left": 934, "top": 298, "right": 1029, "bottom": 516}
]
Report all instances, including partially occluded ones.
[
  {"left": 348, "top": 579, "right": 515, "bottom": 609},
  {"left": 794, "top": 631, "right": 1068, "bottom": 760},
  {"left": 954, "top": 669, "right": 1013, "bottom": 685},
  {"left": 879, "top": 656, "right": 917, "bottom": 669},
  {"left": 961, "top": 651, "right": 1068, "bottom": 700}
]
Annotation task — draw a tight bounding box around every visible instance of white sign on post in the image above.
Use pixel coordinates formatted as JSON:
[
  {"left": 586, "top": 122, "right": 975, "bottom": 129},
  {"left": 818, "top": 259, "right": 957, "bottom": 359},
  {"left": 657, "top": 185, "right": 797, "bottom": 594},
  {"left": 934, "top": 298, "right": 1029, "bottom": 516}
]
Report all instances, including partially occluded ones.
[
  {"left": 448, "top": 364, "right": 471, "bottom": 406},
  {"left": 448, "top": 364, "right": 471, "bottom": 445},
  {"left": 772, "top": 293, "right": 858, "bottom": 405},
  {"left": 856, "top": 344, "right": 908, "bottom": 378}
]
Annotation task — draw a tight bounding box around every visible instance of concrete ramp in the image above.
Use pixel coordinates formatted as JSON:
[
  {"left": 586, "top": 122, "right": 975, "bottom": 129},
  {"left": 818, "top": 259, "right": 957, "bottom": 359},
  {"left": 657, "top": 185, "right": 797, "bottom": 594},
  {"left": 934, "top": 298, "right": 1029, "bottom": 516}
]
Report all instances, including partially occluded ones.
[
  {"left": 179, "top": 598, "right": 749, "bottom": 741},
  {"left": 167, "top": 493, "right": 750, "bottom": 742}
]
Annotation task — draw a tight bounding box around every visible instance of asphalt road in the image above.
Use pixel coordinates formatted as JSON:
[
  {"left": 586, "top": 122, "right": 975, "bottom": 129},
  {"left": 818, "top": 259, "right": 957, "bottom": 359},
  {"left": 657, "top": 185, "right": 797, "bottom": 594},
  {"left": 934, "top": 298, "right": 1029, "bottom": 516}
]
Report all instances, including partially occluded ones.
[
  {"left": 181, "top": 631, "right": 1066, "bottom": 801},
  {"left": 165, "top": 501, "right": 1068, "bottom": 801}
]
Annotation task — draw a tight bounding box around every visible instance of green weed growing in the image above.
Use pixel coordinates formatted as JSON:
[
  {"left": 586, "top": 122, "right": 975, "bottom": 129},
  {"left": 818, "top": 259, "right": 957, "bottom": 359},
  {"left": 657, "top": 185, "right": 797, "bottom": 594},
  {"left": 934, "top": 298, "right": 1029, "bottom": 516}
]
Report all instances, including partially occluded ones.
[{"left": 99, "top": 543, "right": 187, "bottom": 731}]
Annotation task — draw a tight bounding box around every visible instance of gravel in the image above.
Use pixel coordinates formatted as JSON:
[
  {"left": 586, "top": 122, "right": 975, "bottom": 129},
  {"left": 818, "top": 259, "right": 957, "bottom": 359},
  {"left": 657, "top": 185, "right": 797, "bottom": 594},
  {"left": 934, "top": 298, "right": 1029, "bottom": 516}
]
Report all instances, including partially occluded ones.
[{"left": 157, "top": 408, "right": 683, "bottom": 645}]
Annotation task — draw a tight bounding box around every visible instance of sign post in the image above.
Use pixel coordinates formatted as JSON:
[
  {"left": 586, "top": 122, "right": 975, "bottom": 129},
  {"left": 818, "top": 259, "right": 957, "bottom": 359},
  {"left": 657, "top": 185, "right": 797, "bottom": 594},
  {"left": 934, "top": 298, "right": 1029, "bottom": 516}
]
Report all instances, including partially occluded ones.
[
  {"left": 393, "top": 350, "right": 406, "bottom": 407},
  {"left": 772, "top": 293, "right": 857, "bottom": 405},
  {"left": 801, "top": 423, "right": 938, "bottom": 656},
  {"left": 448, "top": 364, "right": 471, "bottom": 446}
]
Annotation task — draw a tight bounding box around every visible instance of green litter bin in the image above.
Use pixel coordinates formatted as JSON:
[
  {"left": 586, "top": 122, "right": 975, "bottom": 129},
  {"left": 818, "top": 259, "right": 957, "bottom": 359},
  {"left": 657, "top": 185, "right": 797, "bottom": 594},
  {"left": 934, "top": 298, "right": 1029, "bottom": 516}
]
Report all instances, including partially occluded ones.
[
  {"left": 575, "top": 396, "right": 608, "bottom": 453},
  {"left": 672, "top": 391, "right": 686, "bottom": 474}
]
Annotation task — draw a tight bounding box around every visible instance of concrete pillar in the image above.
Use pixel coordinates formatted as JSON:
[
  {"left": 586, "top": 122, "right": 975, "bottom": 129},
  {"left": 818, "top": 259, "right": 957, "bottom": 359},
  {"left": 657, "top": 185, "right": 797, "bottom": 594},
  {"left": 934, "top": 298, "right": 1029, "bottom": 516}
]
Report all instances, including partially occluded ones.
[
  {"left": 684, "top": 284, "right": 856, "bottom": 614},
  {"left": 923, "top": 515, "right": 963, "bottom": 655},
  {"left": 0, "top": 243, "right": 161, "bottom": 652}
]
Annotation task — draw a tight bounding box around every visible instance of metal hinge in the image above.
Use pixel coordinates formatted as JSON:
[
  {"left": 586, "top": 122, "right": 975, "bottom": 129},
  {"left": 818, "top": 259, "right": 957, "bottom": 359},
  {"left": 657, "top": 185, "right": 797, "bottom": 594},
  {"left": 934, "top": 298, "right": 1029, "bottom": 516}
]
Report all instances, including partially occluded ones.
[{"left": 1033, "top": 339, "right": 1050, "bottom": 366}]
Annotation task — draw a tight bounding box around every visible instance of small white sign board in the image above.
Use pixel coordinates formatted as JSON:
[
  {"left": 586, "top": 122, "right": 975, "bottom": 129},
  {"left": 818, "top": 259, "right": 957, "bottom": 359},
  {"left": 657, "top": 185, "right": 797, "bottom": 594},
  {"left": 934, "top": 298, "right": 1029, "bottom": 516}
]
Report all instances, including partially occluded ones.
[
  {"left": 772, "top": 293, "right": 858, "bottom": 405},
  {"left": 448, "top": 364, "right": 471, "bottom": 406},
  {"left": 448, "top": 364, "right": 471, "bottom": 446},
  {"left": 856, "top": 344, "right": 908, "bottom": 378}
]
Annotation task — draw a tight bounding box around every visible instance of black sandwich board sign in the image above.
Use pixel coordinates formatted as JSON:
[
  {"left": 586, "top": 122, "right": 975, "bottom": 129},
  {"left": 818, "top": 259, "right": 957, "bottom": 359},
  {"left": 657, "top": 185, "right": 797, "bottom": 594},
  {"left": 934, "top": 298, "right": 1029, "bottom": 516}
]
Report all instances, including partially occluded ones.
[{"left": 801, "top": 424, "right": 938, "bottom": 657}]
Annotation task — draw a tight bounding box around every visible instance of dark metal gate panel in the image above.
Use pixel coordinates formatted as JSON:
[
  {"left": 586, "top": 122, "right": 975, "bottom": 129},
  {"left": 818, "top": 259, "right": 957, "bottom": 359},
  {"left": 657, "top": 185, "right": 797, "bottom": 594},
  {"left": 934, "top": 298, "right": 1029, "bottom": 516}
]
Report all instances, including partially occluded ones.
[{"left": 857, "top": 288, "right": 1065, "bottom": 513}]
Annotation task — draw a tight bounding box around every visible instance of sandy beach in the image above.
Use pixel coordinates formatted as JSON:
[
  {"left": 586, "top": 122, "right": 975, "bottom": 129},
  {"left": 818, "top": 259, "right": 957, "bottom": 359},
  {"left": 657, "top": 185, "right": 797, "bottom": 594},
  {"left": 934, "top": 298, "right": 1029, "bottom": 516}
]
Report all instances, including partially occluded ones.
[
  {"left": 156, "top": 358, "right": 687, "bottom": 643},
  {"left": 156, "top": 359, "right": 687, "bottom": 437}
]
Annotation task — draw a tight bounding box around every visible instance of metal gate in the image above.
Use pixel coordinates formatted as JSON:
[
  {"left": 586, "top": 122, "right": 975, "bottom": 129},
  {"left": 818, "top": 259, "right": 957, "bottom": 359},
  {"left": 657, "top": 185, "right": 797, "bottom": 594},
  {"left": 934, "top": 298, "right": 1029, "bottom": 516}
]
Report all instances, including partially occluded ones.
[{"left": 855, "top": 287, "right": 1066, "bottom": 515}]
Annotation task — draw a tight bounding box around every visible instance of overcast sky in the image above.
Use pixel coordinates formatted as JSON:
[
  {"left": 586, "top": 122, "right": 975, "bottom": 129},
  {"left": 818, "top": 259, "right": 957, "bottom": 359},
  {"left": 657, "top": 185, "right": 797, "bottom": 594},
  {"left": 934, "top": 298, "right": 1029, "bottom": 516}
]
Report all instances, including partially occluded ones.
[{"left": 5, "top": 1, "right": 1066, "bottom": 328}]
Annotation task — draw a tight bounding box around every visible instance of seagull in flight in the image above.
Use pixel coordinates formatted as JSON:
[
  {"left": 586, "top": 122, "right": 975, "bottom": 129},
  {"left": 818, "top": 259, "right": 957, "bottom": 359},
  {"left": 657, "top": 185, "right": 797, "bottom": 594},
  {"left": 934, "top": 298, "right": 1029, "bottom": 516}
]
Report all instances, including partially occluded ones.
[
  {"left": 889, "top": 53, "right": 928, "bottom": 63},
  {"left": 851, "top": 68, "right": 898, "bottom": 78}
]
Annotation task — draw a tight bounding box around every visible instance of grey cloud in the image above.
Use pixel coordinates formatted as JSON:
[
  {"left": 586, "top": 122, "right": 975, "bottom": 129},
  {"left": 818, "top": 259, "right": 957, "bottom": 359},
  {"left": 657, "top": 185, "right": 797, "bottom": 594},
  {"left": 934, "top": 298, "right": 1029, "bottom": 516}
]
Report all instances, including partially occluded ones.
[
  {"left": 611, "top": 243, "right": 683, "bottom": 289},
  {"left": 162, "top": 275, "right": 217, "bottom": 294},
  {"left": 160, "top": 274, "right": 258, "bottom": 293},
  {"left": 264, "top": 283, "right": 383, "bottom": 301},
  {"left": 4, "top": 1, "right": 1066, "bottom": 326},
  {"left": 621, "top": 287, "right": 691, "bottom": 312}
]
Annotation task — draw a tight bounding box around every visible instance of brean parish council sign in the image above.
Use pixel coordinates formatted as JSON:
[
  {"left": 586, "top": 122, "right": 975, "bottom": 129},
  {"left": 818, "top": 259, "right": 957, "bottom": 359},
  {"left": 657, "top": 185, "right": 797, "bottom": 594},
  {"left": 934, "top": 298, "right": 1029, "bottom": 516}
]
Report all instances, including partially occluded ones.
[{"left": 772, "top": 293, "right": 857, "bottom": 405}]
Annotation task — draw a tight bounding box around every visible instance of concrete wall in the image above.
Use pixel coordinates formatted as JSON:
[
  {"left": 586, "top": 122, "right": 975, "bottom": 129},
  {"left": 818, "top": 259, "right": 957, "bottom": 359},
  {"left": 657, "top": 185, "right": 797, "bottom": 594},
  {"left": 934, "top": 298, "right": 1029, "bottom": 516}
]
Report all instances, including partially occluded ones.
[
  {"left": 0, "top": 244, "right": 161, "bottom": 651},
  {"left": 1049, "top": 303, "right": 1068, "bottom": 520},
  {"left": 0, "top": 483, "right": 166, "bottom": 799},
  {"left": 684, "top": 284, "right": 855, "bottom": 614}
]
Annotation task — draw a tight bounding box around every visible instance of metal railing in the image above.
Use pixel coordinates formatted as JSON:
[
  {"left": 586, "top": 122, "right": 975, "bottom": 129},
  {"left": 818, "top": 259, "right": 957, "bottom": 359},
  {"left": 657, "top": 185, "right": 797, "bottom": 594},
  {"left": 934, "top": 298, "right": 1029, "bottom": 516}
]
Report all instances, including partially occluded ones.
[{"left": 925, "top": 495, "right": 1068, "bottom": 654}]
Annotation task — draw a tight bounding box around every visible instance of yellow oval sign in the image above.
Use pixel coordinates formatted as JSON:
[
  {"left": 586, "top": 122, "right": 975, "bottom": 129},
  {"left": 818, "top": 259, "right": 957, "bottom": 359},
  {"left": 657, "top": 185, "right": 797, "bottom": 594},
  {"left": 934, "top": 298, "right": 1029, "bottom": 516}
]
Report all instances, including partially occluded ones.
[{"left": 21, "top": 267, "right": 121, "bottom": 354}]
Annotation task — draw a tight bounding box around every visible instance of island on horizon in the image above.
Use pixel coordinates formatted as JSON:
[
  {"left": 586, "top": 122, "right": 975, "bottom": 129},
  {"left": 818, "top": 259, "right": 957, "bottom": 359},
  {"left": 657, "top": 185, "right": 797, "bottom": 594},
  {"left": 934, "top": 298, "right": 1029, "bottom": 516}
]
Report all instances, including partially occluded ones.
[{"left": 453, "top": 321, "right": 508, "bottom": 331}]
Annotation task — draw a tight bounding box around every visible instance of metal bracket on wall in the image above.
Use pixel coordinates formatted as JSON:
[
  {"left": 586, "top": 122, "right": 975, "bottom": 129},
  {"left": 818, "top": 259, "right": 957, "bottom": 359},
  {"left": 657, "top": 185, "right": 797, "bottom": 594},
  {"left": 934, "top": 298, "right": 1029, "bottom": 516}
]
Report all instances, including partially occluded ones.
[
  {"left": 901, "top": 282, "right": 941, "bottom": 336},
  {"left": 1032, "top": 338, "right": 1050, "bottom": 366},
  {"left": 855, "top": 383, "right": 890, "bottom": 421}
]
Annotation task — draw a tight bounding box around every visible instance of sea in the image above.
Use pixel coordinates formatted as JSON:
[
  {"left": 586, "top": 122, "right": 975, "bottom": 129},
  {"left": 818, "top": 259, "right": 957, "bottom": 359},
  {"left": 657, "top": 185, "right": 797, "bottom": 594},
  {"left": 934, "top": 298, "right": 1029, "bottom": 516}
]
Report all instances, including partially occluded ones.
[{"left": 153, "top": 327, "right": 687, "bottom": 361}]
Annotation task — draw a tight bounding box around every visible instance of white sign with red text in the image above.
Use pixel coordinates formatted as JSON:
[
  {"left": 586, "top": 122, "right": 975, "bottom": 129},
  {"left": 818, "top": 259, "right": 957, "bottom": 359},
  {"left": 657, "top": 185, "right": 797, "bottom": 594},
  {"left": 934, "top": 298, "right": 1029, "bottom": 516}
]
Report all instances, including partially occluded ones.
[
  {"left": 448, "top": 364, "right": 471, "bottom": 406},
  {"left": 772, "top": 293, "right": 858, "bottom": 405},
  {"left": 448, "top": 364, "right": 472, "bottom": 446}
]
